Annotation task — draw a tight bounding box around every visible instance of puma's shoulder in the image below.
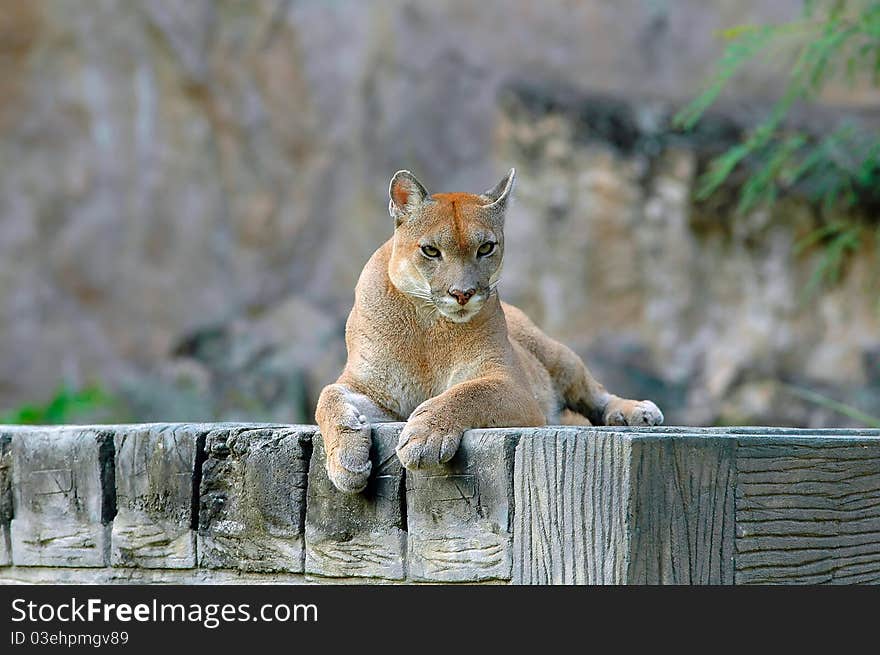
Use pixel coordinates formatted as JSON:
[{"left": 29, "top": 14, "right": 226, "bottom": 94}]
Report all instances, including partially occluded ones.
[{"left": 501, "top": 301, "right": 547, "bottom": 349}]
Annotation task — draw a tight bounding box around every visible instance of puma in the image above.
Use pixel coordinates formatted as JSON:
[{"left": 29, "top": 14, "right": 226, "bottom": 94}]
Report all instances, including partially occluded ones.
[{"left": 316, "top": 168, "right": 664, "bottom": 493}]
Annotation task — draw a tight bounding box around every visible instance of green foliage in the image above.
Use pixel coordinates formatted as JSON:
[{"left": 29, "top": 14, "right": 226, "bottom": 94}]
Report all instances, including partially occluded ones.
[
  {"left": 794, "top": 219, "right": 864, "bottom": 298},
  {"left": 675, "top": 0, "right": 880, "bottom": 294},
  {"left": 0, "top": 384, "right": 117, "bottom": 425}
]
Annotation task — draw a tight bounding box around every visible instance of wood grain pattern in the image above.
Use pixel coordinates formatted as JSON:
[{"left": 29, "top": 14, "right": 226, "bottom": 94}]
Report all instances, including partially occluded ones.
[
  {"left": 736, "top": 437, "right": 880, "bottom": 584},
  {"left": 628, "top": 435, "right": 735, "bottom": 584},
  {"left": 513, "top": 429, "right": 631, "bottom": 584},
  {"left": 592, "top": 427, "right": 880, "bottom": 437},
  {"left": 514, "top": 429, "right": 735, "bottom": 584}
]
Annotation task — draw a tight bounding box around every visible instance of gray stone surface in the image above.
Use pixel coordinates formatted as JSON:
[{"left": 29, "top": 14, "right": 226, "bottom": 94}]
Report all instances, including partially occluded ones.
[
  {"left": 0, "top": 525, "right": 9, "bottom": 568},
  {"left": 407, "top": 430, "right": 518, "bottom": 582},
  {"left": 197, "top": 425, "right": 312, "bottom": 572},
  {"left": 0, "top": 565, "right": 304, "bottom": 585},
  {"left": 736, "top": 436, "right": 880, "bottom": 584},
  {"left": 0, "top": 565, "right": 473, "bottom": 586},
  {"left": 112, "top": 424, "right": 201, "bottom": 568},
  {"left": 10, "top": 427, "right": 111, "bottom": 567},
  {"left": 0, "top": 430, "right": 12, "bottom": 566},
  {"left": 305, "top": 424, "right": 406, "bottom": 580}
]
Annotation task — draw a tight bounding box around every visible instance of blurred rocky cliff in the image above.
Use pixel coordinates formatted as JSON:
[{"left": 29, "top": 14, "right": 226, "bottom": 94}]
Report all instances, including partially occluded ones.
[{"left": 0, "top": 0, "right": 877, "bottom": 427}]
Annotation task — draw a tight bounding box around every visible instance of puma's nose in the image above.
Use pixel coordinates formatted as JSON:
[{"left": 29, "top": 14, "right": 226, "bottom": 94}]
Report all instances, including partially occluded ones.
[{"left": 449, "top": 287, "right": 476, "bottom": 306}]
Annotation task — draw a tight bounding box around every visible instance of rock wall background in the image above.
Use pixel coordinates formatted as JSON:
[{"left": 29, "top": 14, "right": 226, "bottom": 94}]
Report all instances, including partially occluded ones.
[{"left": 0, "top": 0, "right": 878, "bottom": 427}]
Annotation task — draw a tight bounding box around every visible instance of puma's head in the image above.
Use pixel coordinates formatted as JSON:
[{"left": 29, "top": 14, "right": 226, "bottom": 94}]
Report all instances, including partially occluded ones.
[{"left": 387, "top": 169, "right": 515, "bottom": 323}]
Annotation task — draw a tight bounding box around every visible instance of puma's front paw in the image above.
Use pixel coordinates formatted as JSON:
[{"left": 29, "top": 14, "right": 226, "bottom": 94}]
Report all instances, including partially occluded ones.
[
  {"left": 324, "top": 413, "right": 373, "bottom": 494},
  {"left": 396, "top": 410, "right": 462, "bottom": 470},
  {"left": 603, "top": 398, "right": 664, "bottom": 427}
]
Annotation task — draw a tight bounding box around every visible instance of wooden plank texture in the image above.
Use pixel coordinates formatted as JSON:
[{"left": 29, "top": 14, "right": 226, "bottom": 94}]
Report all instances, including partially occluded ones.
[
  {"left": 513, "top": 429, "right": 631, "bottom": 584},
  {"left": 513, "top": 429, "right": 735, "bottom": 584},
  {"left": 627, "top": 435, "right": 736, "bottom": 584},
  {"left": 736, "top": 438, "right": 880, "bottom": 584}
]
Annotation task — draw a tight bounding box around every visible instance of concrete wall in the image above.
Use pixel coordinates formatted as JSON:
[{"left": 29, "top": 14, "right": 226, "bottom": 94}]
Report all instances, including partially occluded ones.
[{"left": 1, "top": 423, "right": 879, "bottom": 584}]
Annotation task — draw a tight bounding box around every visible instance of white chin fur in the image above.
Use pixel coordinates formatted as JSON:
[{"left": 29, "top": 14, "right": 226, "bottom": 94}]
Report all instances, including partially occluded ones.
[{"left": 438, "top": 304, "right": 481, "bottom": 323}]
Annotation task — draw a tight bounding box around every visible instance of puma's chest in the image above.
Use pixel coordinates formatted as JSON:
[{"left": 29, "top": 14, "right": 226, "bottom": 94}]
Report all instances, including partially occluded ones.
[
  {"left": 349, "top": 338, "right": 454, "bottom": 418},
  {"left": 348, "top": 319, "right": 487, "bottom": 418}
]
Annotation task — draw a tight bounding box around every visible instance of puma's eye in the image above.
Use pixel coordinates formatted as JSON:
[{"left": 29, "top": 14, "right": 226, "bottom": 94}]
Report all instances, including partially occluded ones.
[
  {"left": 420, "top": 245, "right": 441, "bottom": 258},
  {"left": 477, "top": 241, "right": 496, "bottom": 257}
]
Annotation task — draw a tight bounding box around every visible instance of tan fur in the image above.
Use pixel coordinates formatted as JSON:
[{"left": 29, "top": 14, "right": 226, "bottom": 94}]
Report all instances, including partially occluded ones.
[{"left": 316, "top": 169, "right": 663, "bottom": 493}]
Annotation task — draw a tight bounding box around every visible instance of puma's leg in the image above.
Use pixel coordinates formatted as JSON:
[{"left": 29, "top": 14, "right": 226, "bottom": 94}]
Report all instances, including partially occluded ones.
[
  {"left": 554, "top": 345, "right": 664, "bottom": 427},
  {"left": 600, "top": 396, "right": 664, "bottom": 427},
  {"left": 396, "top": 374, "right": 544, "bottom": 470},
  {"left": 315, "top": 382, "right": 395, "bottom": 493},
  {"left": 559, "top": 408, "right": 592, "bottom": 426},
  {"left": 503, "top": 303, "right": 663, "bottom": 427}
]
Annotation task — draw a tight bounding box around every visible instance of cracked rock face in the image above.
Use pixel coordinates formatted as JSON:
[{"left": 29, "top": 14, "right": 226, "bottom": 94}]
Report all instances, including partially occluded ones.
[
  {"left": 0, "top": 1, "right": 877, "bottom": 427},
  {"left": 494, "top": 88, "right": 880, "bottom": 426}
]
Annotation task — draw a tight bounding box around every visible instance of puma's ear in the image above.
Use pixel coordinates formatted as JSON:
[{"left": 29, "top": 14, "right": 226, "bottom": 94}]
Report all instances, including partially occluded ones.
[
  {"left": 389, "top": 170, "right": 429, "bottom": 225},
  {"left": 481, "top": 168, "right": 516, "bottom": 210}
]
